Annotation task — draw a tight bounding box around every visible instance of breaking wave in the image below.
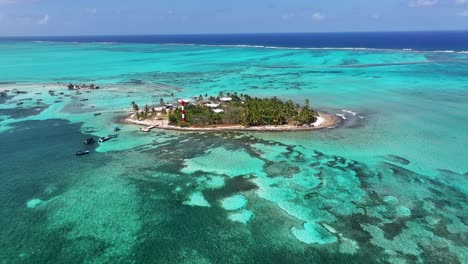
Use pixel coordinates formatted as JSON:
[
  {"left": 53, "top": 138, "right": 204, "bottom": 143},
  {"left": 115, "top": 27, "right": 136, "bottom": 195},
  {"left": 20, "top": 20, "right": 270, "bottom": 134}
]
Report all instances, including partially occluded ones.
[{"left": 163, "top": 43, "right": 468, "bottom": 54}]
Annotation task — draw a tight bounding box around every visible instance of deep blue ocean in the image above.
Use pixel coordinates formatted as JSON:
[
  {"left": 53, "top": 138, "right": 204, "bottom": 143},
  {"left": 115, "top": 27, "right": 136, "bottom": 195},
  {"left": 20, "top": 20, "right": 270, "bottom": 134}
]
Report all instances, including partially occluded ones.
[{"left": 1, "top": 31, "right": 468, "bottom": 51}]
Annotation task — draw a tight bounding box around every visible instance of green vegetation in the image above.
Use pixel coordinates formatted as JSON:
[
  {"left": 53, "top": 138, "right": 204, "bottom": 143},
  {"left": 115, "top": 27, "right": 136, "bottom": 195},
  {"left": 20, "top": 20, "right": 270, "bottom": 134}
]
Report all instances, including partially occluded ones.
[
  {"left": 130, "top": 101, "right": 162, "bottom": 121},
  {"left": 169, "top": 94, "right": 317, "bottom": 127},
  {"left": 131, "top": 93, "right": 318, "bottom": 127},
  {"left": 168, "top": 106, "right": 223, "bottom": 126},
  {"left": 241, "top": 95, "right": 291, "bottom": 126}
]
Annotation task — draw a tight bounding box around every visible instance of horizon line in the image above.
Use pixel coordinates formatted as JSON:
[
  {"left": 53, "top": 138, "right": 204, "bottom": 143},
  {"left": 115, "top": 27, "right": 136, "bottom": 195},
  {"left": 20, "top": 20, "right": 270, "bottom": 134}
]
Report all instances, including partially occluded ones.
[{"left": 1, "top": 29, "right": 468, "bottom": 38}]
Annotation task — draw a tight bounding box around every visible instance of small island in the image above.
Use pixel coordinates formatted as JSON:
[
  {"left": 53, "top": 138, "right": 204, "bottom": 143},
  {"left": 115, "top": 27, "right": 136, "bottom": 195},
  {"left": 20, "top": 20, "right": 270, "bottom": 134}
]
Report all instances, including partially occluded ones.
[{"left": 123, "top": 92, "right": 338, "bottom": 132}]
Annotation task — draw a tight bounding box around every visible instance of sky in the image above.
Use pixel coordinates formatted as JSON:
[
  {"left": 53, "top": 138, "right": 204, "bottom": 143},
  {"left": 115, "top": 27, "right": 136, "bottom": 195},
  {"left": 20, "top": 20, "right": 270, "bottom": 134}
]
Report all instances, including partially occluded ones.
[{"left": 0, "top": 0, "right": 467, "bottom": 36}]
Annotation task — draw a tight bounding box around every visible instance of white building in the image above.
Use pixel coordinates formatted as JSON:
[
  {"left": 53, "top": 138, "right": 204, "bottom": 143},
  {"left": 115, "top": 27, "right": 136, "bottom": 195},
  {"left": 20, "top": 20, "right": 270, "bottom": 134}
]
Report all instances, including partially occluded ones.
[
  {"left": 205, "top": 103, "right": 220, "bottom": 108},
  {"left": 220, "top": 97, "right": 232, "bottom": 102}
]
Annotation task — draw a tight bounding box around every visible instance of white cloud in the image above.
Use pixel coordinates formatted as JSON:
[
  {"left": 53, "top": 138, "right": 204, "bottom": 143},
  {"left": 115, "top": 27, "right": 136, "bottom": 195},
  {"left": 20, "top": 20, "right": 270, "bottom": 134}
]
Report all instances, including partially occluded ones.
[
  {"left": 0, "top": 13, "right": 48, "bottom": 25},
  {"left": 281, "top": 13, "right": 292, "bottom": 20},
  {"left": 408, "top": 0, "right": 438, "bottom": 7},
  {"left": 37, "top": 14, "right": 48, "bottom": 25},
  {"left": 455, "top": 0, "right": 467, "bottom": 4},
  {"left": 85, "top": 8, "right": 97, "bottom": 15},
  {"left": 312, "top": 12, "right": 325, "bottom": 21},
  {"left": 0, "top": 0, "right": 38, "bottom": 5},
  {"left": 458, "top": 10, "right": 468, "bottom": 16},
  {"left": 0, "top": 0, "right": 17, "bottom": 4},
  {"left": 281, "top": 12, "right": 297, "bottom": 20}
]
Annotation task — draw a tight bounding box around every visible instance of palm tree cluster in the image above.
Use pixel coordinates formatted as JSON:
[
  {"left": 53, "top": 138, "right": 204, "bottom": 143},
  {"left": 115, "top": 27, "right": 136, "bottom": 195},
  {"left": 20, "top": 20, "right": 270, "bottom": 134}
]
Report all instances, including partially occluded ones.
[
  {"left": 165, "top": 94, "right": 317, "bottom": 127},
  {"left": 168, "top": 105, "right": 222, "bottom": 126},
  {"left": 130, "top": 101, "right": 162, "bottom": 120},
  {"left": 240, "top": 96, "right": 317, "bottom": 126},
  {"left": 293, "top": 99, "right": 317, "bottom": 126},
  {"left": 240, "top": 96, "right": 290, "bottom": 126}
]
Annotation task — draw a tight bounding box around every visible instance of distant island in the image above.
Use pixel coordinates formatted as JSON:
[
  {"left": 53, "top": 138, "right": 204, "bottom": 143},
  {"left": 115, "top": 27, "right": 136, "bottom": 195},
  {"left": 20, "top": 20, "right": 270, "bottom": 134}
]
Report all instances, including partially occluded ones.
[{"left": 123, "top": 92, "right": 338, "bottom": 132}]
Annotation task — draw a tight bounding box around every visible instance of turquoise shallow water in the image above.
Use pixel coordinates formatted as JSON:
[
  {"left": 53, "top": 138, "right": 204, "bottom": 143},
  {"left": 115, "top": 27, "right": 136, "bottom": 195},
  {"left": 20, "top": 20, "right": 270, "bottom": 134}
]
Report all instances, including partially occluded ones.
[{"left": 0, "top": 42, "right": 467, "bottom": 263}]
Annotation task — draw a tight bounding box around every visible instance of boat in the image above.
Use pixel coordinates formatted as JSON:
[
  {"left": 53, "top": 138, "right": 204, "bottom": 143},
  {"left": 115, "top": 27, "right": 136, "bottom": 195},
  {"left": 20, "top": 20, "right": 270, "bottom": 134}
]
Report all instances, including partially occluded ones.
[
  {"left": 94, "top": 113, "right": 102, "bottom": 116},
  {"left": 75, "top": 150, "right": 90, "bottom": 156},
  {"left": 98, "top": 136, "right": 111, "bottom": 143},
  {"left": 83, "top": 138, "right": 95, "bottom": 145},
  {"left": 113, "top": 127, "right": 121, "bottom": 132},
  {"left": 80, "top": 98, "right": 88, "bottom": 101},
  {"left": 140, "top": 124, "right": 158, "bottom": 132}
]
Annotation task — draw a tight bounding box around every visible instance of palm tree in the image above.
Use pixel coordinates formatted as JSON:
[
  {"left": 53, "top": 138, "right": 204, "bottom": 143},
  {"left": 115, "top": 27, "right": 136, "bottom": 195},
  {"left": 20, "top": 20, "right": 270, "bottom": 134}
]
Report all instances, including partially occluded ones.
[
  {"left": 143, "top": 104, "right": 150, "bottom": 118},
  {"left": 131, "top": 101, "right": 139, "bottom": 112}
]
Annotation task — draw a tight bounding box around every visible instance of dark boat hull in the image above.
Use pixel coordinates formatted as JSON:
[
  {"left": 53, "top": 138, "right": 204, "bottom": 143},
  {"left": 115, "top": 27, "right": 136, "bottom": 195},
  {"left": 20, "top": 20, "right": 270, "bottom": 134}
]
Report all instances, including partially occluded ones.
[{"left": 76, "top": 150, "right": 90, "bottom": 156}]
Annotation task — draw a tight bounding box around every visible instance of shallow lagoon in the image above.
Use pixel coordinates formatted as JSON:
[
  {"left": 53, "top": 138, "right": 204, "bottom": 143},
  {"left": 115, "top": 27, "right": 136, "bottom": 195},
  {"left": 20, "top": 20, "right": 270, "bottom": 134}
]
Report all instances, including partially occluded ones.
[{"left": 0, "top": 42, "right": 467, "bottom": 263}]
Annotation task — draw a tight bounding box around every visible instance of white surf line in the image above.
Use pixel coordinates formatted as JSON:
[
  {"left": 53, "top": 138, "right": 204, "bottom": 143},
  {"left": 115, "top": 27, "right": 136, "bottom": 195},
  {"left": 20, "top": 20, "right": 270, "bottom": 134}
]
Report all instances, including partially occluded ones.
[
  {"left": 335, "top": 114, "right": 347, "bottom": 120},
  {"left": 312, "top": 116, "right": 325, "bottom": 127},
  {"left": 342, "top": 109, "right": 357, "bottom": 116}
]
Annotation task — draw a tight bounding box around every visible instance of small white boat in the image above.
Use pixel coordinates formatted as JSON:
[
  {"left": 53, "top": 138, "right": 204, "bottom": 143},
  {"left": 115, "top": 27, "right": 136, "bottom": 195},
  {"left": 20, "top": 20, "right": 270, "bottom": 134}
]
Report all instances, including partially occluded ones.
[
  {"left": 140, "top": 125, "right": 158, "bottom": 132},
  {"left": 98, "top": 136, "right": 111, "bottom": 143}
]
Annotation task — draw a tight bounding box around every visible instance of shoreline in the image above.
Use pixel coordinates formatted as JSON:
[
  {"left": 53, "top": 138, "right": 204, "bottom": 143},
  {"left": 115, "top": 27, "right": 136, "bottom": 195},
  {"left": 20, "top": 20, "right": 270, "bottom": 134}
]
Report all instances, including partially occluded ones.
[{"left": 122, "top": 111, "right": 340, "bottom": 132}]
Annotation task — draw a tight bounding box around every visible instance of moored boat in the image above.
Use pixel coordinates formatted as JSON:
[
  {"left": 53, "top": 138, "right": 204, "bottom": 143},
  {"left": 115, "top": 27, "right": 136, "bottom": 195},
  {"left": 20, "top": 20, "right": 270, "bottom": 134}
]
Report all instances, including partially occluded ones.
[
  {"left": 75, "top": 150, "right": 90, "bottom": 156},
  {"left": 84, "top": 138, "right": 95, "bottom": 145},
  {"left": 140, "top": 124, "right": 158, "bottom": 132},
  {"left": 98, "top": 136, "right": 111, "bottom": 143}
]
